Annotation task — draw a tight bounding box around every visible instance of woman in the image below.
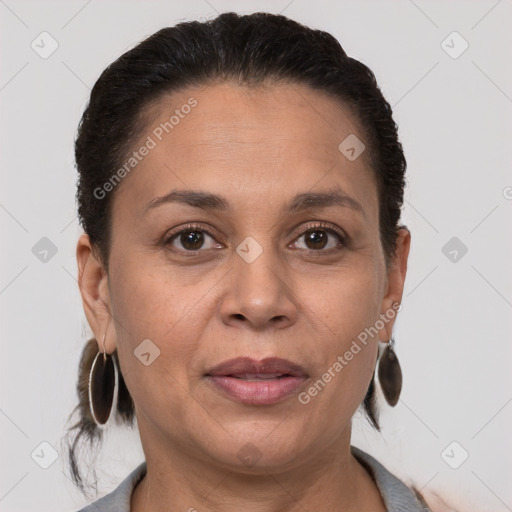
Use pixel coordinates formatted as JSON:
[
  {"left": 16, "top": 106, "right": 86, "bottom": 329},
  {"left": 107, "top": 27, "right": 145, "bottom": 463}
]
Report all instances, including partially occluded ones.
[{"left": 65, "top": 11, "right": 445, "bottom": 512}]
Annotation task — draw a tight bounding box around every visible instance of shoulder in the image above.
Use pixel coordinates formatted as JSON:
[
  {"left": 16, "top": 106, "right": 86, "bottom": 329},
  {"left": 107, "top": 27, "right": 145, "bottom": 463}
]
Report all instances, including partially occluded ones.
[
  {"left": 76, "top": 461, "right": 147, "bottom": 512},
  {"left": 420, "top": 491, "right": 462, "bottom": 512}
]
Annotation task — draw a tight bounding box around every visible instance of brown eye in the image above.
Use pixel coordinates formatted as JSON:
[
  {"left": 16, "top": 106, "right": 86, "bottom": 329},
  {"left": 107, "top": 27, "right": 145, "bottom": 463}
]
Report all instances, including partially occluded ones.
[
  {"left": 302, "top": 229, "right": 329, "bottom": 250},
  {"left": 292, "top": 222, "right": 346, "bottom": 252},
  {"left": 177, "top": 230, "right": 206, "bottom": 250},
  {"left": 164, "top": 224, "right": 221, "bottom": 253}
]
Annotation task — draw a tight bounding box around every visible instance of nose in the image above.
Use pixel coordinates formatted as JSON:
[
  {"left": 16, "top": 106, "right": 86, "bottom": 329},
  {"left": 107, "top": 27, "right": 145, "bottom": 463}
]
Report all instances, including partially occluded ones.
[{"left": 219, "top": 243, "right": 298, "bottom": 331}]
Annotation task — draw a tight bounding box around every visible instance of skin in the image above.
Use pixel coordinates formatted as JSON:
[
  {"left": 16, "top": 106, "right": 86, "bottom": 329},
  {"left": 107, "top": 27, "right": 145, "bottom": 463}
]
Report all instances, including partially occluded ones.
[{"left": 77, "top": 81, "right": 411, "bottom": 512}]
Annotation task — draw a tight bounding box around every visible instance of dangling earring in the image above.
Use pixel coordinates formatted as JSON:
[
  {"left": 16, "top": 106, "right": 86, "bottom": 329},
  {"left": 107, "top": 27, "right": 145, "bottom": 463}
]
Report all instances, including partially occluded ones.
[
  {"left": 88, "top": 330, "right": 117, "bottom": 426},
  {"left": 378, "top": 337, "right": 402, "bottom": 407}
]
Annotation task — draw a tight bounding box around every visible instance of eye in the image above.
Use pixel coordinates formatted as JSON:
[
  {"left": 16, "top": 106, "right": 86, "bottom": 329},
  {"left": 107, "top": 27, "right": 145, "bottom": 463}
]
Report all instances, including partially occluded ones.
[
  {"left": 164, "top": 223, "right": 222, "bottom": 253},
  {"left": 291, "top": 222, "right": 346, "bottom": 252},
  {"left": 163, "top": 221, "right": 347, "bottom": 255}
]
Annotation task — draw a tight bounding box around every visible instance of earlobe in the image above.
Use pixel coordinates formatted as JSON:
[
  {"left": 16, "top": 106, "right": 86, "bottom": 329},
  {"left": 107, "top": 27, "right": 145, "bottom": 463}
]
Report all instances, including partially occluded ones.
[{"left": 76, "top": 233, "right": 116, "bottom": 353}]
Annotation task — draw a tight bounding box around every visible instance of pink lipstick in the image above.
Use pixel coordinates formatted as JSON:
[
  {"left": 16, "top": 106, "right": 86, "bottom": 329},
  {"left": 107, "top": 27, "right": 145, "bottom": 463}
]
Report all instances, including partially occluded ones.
[{"left": 205, "top": 356, "right": 309, "bottom": 405}]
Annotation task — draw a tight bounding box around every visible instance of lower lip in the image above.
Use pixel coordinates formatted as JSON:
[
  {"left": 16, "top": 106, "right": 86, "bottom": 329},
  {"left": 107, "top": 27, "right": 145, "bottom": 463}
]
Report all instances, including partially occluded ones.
[{"left": 206, "top": 375, "right": 307, "bottom": 405}]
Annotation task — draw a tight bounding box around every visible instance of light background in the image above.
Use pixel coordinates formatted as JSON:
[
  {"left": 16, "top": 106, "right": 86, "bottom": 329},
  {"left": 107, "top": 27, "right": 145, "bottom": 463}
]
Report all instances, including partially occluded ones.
[{"left": 0, "top": 0, "right": 511, "bottom": 511}]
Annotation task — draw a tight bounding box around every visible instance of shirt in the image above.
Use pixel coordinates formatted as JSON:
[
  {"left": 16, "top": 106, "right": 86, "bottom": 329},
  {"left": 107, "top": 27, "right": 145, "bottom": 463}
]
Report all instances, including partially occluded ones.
[{"left": 76, "top": 445, "right": 431, "bottom": 511}]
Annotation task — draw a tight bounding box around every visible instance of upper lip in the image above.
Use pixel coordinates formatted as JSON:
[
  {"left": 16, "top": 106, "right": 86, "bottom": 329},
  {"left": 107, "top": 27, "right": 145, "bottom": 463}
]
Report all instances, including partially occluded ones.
[{"left": 206, "top": 357, "right": 308, "bottom": 378}]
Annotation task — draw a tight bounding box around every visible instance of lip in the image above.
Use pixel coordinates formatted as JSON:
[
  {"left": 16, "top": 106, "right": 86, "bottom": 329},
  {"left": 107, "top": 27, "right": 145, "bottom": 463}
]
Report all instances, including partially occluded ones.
[{"left": 205, "top": 357, "right": 309, "bottom": 405}]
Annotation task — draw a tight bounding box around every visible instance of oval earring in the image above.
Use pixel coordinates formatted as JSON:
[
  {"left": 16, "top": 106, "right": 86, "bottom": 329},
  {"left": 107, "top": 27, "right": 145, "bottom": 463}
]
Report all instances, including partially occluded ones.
[
  {"left": 377, "top": 337, "right": 402, "bottom": 407},
  {"left": 88, "top": 331, "right": 117, "bottom": 425}
]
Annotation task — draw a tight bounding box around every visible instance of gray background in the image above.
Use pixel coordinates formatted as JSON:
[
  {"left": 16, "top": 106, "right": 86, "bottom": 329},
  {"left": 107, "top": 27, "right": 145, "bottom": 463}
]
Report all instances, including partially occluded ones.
[{"left": 1, "top": 0, "right": 511, "bottom": 511}]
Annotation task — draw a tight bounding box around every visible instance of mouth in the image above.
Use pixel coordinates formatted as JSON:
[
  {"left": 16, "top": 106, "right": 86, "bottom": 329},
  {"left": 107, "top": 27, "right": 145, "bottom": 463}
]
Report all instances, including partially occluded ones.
[
  {"left": 226, "top": 373, "right": 294, "bottom": 380},
  {"left": 205, "top": 357, "right": 309, "bottom": 405}
]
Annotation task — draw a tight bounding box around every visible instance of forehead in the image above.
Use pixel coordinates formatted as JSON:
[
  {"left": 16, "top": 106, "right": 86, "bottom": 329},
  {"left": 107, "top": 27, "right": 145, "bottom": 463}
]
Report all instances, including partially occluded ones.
[
  {"left": 142, "top": 81, "right": 368, "bottom": 161},
  {"left": 111, "top": 81, "right": 378, "bottom": 224}
]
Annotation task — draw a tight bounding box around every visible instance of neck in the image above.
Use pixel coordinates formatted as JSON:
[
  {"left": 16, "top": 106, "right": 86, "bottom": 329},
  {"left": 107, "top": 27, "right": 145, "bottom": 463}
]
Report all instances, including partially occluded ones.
[{"left": 130, "top": 422, "right": 385, "bottom": 512}]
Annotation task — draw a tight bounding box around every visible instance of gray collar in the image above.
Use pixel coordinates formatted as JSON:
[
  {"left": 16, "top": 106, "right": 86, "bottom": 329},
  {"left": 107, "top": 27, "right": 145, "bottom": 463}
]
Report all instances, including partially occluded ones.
[{"left": 351, "top": 446, "right": 431, "bottom": 511}]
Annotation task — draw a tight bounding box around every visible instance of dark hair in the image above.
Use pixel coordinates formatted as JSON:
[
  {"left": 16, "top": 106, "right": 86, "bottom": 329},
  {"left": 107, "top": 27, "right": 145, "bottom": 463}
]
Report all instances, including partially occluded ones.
[{"left": 65, "top": 11, "right": 408, "bottom": 498}]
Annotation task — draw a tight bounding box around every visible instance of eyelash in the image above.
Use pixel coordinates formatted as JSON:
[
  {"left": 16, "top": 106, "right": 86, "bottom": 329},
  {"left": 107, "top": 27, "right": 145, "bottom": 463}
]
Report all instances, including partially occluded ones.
[{"left": 163, "top": 221, "right": 347, "bottom": 255}]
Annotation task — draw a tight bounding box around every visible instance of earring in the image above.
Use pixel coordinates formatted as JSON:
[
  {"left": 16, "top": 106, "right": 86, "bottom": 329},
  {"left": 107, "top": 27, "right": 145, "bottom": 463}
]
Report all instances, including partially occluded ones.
[
  {"left": 377, "top": 337, "right": 402, "bottom": 407},
  {"left": 88, "top": 330, "right": 117, "bottom": 426}
]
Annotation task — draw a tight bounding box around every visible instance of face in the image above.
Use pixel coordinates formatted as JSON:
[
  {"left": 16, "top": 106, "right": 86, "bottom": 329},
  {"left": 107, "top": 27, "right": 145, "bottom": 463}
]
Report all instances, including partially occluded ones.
[{"left": 77, "top": 81, "right": 410, "bottom": 473}]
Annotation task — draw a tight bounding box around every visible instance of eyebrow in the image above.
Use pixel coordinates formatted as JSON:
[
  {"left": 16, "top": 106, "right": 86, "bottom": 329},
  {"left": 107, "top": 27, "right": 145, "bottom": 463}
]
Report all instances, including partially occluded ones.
[{"left": 143, "top": 188, "right": 366, "bottom": 219}]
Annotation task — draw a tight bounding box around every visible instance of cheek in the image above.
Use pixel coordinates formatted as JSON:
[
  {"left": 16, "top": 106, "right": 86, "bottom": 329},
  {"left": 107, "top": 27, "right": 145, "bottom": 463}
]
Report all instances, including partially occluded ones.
[
  {"left": 109, "top": 252, "right": 209, "bottom": 338},
  {"left": 295, "top": 266, "right": 381, "bottom": 413},
  {"left": 304, "top": 264, "right": 383, "bottom": 347},
  {"left": 108, "top": 261, "right": 213, "bottom": 434},
  {"left": 107, "top": 258, "right": 211, "bottom": 387}
]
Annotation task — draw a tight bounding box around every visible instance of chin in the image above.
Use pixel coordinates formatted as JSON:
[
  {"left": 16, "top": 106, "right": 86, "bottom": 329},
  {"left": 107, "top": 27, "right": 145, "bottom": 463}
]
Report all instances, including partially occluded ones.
[{"left": 201, "top": 428, "right": 310, "bottom": 473}]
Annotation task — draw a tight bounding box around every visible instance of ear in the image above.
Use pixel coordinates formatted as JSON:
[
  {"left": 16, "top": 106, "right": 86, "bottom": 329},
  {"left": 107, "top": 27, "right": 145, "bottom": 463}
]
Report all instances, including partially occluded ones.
[
  {"left": 377, "top": 227, "right": 411, "bottom": 342},
  {"left": 76, "top": 233, "right": 116, "bottom": 353}
]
